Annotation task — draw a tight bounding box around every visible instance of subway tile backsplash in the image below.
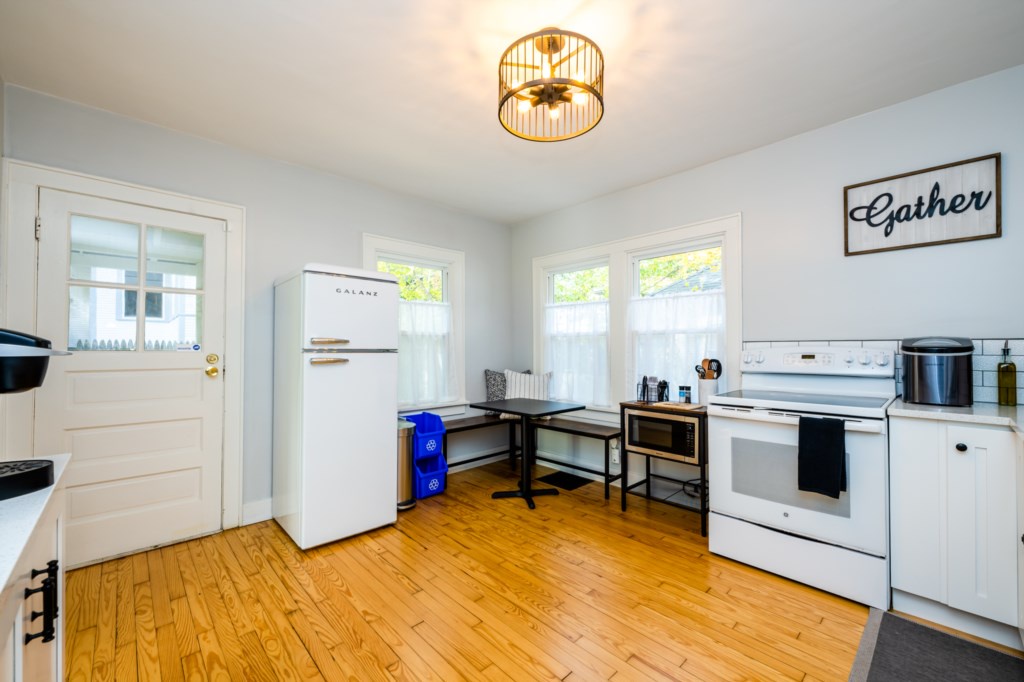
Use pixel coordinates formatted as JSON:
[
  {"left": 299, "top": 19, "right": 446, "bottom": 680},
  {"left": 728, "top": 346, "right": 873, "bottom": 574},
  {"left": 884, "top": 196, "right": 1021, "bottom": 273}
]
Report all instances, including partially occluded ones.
[{"left": 742, "top": 338, "right": 1023, "bottom": 405}]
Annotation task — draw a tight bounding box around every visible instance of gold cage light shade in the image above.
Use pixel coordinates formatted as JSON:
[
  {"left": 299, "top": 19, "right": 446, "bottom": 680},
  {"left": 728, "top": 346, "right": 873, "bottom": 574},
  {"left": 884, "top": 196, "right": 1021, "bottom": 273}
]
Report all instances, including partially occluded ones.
[{"left": 498, "top": 28, "right": 604, "bottom": 142}]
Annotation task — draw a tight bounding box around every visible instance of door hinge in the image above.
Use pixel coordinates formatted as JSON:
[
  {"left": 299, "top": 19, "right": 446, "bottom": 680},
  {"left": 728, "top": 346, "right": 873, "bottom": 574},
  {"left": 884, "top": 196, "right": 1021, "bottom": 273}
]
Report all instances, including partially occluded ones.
[{"left": 34, "top": 216, "right": 41, "bottom": 241}]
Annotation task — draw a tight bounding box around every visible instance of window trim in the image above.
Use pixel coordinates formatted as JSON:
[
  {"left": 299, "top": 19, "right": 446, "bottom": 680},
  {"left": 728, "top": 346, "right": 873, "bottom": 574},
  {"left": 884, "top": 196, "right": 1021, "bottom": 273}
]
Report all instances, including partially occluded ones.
[
  {"left": 532, "top": 214, "right": 742, "bottom": 421},
  {"left": 362, "top": 234, "right": 466, "bottom": 412}
]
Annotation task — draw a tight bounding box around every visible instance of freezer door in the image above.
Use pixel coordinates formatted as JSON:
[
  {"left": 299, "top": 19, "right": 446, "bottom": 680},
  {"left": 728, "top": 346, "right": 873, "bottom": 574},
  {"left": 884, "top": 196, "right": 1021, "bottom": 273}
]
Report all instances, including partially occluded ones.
[
  {"left": 303, "top": 271, "right": 399, "bottom": 350},
  {"left": 300, "top": 352, "right": 398, "bottom": 547}
]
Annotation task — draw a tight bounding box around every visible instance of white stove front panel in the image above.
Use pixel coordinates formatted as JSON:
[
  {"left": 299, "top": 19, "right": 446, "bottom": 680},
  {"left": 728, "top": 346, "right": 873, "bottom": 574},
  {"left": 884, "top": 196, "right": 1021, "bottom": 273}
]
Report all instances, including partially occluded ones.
[{"left": 708, "top": 407, "right": 888, "bottom": 556}]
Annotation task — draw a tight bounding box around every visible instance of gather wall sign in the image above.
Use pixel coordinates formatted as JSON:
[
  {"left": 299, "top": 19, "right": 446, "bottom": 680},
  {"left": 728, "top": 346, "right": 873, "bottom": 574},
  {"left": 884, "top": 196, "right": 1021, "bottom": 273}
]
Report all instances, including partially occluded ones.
[{"left": 844, "top": 153, "right": 1001, "bottom": 256}]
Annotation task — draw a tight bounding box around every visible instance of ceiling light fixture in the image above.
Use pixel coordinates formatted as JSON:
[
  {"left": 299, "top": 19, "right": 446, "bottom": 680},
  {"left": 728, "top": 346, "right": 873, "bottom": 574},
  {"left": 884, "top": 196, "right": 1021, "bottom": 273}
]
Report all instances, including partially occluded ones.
[{"left": 498, "top": 27, "right": 604, "bottom": 142}]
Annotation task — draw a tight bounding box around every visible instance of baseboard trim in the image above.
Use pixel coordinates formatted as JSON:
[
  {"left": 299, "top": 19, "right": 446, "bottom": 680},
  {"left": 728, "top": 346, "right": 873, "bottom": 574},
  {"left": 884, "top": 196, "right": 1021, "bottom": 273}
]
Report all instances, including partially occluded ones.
[{"left": 242, "top": 497, "right": 273, "bottom": 525}]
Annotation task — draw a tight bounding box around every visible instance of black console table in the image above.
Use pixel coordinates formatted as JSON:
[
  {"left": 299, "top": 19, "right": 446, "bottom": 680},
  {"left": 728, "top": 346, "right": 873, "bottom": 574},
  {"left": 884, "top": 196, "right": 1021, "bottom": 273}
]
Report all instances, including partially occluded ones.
[{"left": 619, "top": 401, "right": 709, "bottom": 536}]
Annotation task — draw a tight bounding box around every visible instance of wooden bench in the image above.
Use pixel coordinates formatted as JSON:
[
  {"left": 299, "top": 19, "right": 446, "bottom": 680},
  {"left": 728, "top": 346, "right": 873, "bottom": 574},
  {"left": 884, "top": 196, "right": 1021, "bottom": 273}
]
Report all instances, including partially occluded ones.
[
  {"left": 441, "top": 414, "right": 520, "bottom": 467},
  {"left": 528, "top": 418, "right": 622, "bottom": 499}
]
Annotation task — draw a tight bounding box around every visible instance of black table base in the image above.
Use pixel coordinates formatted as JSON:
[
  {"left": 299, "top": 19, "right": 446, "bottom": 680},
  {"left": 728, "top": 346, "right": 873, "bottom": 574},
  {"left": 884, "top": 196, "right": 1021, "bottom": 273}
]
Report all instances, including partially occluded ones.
[{"left": 491, "top": 486, "right": 558, "bottom": 509}]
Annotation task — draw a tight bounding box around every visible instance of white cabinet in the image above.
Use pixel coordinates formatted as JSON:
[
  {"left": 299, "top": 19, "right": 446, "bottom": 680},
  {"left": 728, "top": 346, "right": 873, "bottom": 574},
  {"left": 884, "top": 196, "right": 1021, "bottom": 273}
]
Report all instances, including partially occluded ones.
[
  {"left": 890, "top": 416, "right": 1020, "bottom": 643},
  {"left": 0, "top": 456, "right": 68, "bottom": 682}
]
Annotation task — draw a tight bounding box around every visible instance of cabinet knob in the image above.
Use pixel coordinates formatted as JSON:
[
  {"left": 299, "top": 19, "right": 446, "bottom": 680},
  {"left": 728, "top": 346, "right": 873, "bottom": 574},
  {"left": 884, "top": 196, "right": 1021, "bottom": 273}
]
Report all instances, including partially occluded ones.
[{"left": 955, "top": 443, "right": 968, "bottom": 452}]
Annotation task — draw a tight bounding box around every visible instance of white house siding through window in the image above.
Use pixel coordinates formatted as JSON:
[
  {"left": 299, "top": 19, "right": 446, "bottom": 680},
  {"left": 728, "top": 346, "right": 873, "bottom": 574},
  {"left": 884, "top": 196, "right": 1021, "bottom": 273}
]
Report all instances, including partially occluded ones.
[{"left": 67, "top": 215, "right": 204, "bottom": 351}]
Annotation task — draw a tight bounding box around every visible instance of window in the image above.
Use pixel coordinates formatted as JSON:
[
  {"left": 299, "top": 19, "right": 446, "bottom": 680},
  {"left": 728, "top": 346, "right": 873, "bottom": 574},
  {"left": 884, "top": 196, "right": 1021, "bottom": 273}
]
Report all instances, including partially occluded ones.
[
  {"left": 533, "top": 215, "right": 741, "bottom": 414},
  {"left": 363, "top": 235, "right": 465, "bottom": 411},
  {"left": 629, "top": 244, "right": 725, "bottom": 401},
  {"left": 123, "top": 271, "right": 165, "bottom": 318},
  {"left": 544, "top": 263, "right": 611, "bottom": 406}
]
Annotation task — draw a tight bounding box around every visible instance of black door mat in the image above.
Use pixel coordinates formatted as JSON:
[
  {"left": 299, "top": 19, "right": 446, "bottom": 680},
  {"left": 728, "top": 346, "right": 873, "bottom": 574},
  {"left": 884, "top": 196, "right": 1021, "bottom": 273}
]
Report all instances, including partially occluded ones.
[
  {"left": 850, "top": 609, "right": 1024, "bottom": 681},
  {"left": 536, "top": 471, "right": 593, "bottom": 490}
]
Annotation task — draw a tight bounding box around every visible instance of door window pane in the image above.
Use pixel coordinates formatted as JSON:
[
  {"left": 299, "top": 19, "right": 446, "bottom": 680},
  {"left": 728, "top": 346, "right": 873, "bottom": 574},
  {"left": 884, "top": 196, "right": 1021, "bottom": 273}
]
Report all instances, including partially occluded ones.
[
  {"left": 145, "top": 293, "right": 202, "bottom": 350},
  {"left": 69, "top": 216, "right": 140, "bottom": 284},
  {"left": 146, "top": 226, "right": 204, "bottom": 290},
  {"left": 637, "top": 246, "right": 722, "bottom": 297},
  {"left": 68, "top": 286, "right": 136, "bottom": 350},
  {"left": 123, "top": 272, "right": 165, "bottom": 318}
]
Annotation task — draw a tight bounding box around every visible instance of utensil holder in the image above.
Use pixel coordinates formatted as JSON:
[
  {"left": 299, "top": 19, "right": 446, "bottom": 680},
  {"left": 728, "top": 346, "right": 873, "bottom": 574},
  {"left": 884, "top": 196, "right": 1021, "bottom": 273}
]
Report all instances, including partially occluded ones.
[{"left": 698, "top": 379, "right": 719, "bottom": 406}]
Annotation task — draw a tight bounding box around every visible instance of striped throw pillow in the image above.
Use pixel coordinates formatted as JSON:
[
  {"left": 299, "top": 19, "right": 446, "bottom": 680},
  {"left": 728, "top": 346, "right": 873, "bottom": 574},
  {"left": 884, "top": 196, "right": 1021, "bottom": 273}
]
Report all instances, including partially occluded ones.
[{"left": 500, "top": 370, "right": 552, "bottom": 420}]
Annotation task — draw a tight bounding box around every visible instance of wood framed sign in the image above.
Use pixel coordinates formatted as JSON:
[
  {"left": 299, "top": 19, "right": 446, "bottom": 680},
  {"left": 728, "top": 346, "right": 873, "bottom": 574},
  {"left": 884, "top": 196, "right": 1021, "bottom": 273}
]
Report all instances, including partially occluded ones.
[{"left": 844, "top": 153, "right": 1000, "bottom": 256}]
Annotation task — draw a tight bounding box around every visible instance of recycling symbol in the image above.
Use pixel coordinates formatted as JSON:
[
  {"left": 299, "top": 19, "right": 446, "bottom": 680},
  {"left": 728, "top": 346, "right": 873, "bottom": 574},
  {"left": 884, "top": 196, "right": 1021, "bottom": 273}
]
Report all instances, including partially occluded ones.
[
  {"left": 428, "top": 478, "right": 440, "bottom": 491},
  {"left": 426, "top": 438, "right": 438, "bottom": 452}
]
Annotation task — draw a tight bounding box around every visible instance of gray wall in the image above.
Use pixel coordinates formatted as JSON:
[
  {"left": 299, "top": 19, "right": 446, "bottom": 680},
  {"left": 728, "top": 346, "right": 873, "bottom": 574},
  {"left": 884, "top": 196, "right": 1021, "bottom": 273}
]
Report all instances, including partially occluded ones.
[
  {"left": 2, "top": 85, "right": 514, "bottom": 508},
  {"left": 510, "top": 65, "right": 1024, "bottom": 368}
]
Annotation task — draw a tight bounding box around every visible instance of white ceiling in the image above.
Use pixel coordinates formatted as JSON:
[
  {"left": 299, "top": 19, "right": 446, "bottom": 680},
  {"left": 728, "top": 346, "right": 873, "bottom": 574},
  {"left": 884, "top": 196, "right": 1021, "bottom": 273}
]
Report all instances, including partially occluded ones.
[{"left": 1, "top": 1, "right": 1023, "bottom": 224}]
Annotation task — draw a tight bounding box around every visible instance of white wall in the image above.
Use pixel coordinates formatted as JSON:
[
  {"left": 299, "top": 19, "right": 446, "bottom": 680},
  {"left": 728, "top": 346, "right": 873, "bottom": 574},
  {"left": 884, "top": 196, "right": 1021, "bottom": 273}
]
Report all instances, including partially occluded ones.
[
  {"left": 510, "top": 65, "right": 1024, "bottom": 368},
  {"left": 2, "top": 85, "right": 514, "bottom": 506}
]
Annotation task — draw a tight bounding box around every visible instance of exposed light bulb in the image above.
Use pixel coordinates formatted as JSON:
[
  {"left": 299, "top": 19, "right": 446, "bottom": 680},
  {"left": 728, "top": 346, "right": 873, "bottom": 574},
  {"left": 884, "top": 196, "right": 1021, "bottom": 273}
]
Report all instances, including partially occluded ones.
[
  {"left": 517, "top": 99, "right": 531, "bottom": 113},
  {"left": 571, "top": 71, "right": 585, "bottom": 83},
  {"left": 572, "top": 92, "right": 588, "bottom": 106},
  {"left": 542, "top": 59, "right": 552, "bottom": 79},
  {"left": 548, "top": 104, "right": 560, "bottom": 120}
]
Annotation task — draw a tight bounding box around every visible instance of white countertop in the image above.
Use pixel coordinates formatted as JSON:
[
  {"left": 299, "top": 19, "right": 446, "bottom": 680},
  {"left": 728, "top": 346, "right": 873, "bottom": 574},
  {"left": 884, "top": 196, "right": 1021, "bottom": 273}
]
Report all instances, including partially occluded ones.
[
  {"left": 0, "top": 454, "right": 70, "bottom": 592},
  {"left": 888, "top": 398, "right": 1024, "bottom": 439}
]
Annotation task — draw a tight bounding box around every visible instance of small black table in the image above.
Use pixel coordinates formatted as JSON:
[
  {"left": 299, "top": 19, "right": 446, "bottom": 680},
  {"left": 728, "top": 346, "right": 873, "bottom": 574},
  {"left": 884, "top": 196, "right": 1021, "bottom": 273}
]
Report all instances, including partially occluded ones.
[{"left": 468, "top": 398, "right": 585, "bottom": 509}]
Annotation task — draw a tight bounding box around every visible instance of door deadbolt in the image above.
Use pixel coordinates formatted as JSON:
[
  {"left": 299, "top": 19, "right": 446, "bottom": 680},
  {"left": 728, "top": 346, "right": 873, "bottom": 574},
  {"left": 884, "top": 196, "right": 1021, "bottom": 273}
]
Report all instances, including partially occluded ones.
[
  {"left": 206, "top": 354, "right": 220, "bottom": 364},
  {"left": 205, "top": 366, "right": 219, "bottom": 378}
]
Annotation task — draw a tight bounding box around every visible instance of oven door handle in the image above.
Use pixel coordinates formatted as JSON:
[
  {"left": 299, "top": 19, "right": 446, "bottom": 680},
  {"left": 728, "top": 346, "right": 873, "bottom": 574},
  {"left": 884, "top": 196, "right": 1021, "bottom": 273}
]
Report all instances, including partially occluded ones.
[{"left": 707, "top": 405, "right": 885, "bottom": 434}]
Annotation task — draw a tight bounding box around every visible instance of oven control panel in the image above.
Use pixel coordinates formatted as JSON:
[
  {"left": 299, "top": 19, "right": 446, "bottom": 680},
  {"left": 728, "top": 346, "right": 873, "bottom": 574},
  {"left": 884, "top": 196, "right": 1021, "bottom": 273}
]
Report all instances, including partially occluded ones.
[{"left": 741, "top": 347, "right": 894, "bottom": 377}]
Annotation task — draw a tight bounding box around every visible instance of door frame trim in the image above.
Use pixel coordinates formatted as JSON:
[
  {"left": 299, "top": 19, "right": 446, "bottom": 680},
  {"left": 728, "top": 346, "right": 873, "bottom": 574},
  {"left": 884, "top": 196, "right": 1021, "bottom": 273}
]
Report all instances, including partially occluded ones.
[{"left": 0, "top": 159, "right": 246, "bottom": 530}]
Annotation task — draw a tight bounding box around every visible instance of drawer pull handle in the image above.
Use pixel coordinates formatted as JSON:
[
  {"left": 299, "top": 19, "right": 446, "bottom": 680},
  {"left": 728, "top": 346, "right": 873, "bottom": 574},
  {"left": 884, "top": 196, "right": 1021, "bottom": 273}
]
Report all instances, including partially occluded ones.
[
  {"left": 310, "top": 357, "right": 349, "bottom": 365},
  {"left": 24, "top": 560, "right": 59, "bottom": 645},
  {"left": 955, "top": 443, "right": 968, "bottom": 452},
  {"left": 310, "top": 337, "right": 349, "bottom": 345}
]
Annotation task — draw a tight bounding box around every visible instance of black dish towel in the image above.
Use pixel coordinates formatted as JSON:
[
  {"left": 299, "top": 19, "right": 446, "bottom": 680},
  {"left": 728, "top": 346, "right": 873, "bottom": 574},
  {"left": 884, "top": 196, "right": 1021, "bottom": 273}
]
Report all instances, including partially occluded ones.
[{"left": 797, "top": 416, "right": 847, "bottom": 498}]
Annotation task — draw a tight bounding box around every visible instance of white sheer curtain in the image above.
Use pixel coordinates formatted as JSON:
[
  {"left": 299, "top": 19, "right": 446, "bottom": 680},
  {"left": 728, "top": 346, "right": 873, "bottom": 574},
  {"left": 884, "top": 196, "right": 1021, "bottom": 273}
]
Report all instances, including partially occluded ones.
[
  {"left": 628, "top": 290, "right": 725, "bottom": 396},
  {"left": 544, "top": 300, "right": 611, "bottom": 407},
  {"left": 397, "top": 300, "right": 456, "bottom": 408}
]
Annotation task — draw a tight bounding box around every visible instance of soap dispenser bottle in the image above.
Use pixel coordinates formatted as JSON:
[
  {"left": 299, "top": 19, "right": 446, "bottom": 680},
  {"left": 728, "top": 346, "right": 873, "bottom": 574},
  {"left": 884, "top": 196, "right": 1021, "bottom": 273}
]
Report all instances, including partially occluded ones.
[{"left": 997, "top": 340, "right": 1017, "bottom": 407}]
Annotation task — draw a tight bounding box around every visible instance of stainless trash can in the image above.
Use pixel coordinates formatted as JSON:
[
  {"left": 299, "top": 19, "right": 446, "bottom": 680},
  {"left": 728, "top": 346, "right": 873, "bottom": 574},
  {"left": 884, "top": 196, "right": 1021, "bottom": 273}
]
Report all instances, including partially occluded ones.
[{"left": 397, "top": 419, "right": 416, "bottom": 510}]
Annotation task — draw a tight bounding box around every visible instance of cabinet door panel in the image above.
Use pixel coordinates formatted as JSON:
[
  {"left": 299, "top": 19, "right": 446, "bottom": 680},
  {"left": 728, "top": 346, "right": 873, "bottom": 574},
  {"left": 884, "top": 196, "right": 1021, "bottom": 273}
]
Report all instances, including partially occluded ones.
[
  {"left": 890, "top": 418, "right": 945, "bottom": 600},
  {"left": 946, "top": 424, "right": 1017, "bottom": 625}
]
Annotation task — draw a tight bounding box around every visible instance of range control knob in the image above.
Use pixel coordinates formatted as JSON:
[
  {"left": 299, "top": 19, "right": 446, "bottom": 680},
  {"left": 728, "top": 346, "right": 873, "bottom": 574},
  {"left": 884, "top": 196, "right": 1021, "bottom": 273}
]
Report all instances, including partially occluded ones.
[
  {"left": 844, "top": 353, "right": 855, "bottom": 365},
  {"left": 859, "top": 353, "right": 871, "bottom": 365},
  {"left": 755, "top": 352, "right": 765, "bottom": 364},
  {"left": 874, "top": 353, "right": 890, "bottom": 366},
  {"left": 743, "top": 353, "right": 753, "bottom": 364}
]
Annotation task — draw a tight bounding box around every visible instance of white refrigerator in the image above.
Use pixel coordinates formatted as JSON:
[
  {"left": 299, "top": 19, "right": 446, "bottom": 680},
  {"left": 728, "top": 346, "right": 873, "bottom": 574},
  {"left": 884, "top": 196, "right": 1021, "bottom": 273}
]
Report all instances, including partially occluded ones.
[{"left": 273, "top": 263, "right": 399, "bottom": 549}]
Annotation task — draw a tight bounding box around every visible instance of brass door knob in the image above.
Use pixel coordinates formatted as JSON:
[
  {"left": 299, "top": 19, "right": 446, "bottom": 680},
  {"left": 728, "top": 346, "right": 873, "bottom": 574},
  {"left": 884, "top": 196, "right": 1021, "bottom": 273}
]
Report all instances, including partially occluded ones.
[{"left": 205, "top": 366, "right": 220, "bottom": 378}]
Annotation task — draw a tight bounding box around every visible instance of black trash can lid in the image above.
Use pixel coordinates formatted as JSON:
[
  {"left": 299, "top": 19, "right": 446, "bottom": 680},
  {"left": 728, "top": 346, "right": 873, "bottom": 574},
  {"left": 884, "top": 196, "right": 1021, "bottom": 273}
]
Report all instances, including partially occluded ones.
[{"left": 900, "top": 337, "right": 974, "bottom": 354}]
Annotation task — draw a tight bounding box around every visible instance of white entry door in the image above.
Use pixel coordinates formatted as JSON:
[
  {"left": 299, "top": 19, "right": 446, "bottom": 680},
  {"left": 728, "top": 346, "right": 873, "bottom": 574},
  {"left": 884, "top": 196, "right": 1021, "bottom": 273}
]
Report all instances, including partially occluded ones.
[{"left": 33, "top": 188, "right": 227, "bottom": 567}]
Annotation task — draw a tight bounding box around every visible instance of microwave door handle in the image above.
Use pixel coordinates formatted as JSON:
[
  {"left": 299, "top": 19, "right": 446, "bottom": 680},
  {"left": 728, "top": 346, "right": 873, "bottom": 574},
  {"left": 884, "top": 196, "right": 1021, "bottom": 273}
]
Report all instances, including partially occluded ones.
[{"left": 707, "top": 405, "right": 884, "bottom": 434}]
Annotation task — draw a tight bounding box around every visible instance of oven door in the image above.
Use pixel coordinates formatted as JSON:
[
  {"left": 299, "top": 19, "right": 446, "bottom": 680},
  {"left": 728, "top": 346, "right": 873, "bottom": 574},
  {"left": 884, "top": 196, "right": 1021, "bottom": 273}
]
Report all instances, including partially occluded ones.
[{"left": 708, "top": 405, "right": 887, "bottom": 556}]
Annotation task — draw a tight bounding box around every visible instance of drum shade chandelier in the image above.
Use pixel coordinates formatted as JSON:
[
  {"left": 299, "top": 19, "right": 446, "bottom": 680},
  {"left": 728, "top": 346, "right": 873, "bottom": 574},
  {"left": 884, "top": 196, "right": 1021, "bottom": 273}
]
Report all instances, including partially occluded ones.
[{"left": 498, "top": 28, "right": 604, "bottom": 142}]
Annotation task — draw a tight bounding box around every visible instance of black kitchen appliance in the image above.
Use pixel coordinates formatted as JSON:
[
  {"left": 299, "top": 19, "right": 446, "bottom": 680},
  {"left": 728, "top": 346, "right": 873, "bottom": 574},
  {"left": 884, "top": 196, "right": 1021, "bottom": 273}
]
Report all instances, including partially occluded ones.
[
  {"left": 0, "top": 329, "right": 68, "bottom": 501},
  {"left": 0, "top": 328, "right": 55, "bottom": 393},
  {"left": 901, "top": 336, "right": 974, "bottom": 406}
]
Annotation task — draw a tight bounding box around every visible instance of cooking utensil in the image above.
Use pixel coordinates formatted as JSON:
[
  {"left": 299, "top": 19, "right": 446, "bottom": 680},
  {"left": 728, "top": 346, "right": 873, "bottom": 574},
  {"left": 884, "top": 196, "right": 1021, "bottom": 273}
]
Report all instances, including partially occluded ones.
[
  {"left": 694, "top": 364, "right": 706, "bottom": 379},
  {"left": 708, "top": 358, "right": 722, "bottom": 380}
]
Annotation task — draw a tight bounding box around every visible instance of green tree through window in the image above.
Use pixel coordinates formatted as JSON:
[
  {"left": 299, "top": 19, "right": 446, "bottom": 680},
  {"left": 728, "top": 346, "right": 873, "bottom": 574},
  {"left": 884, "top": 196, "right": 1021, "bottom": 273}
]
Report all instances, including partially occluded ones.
[{"left": 378, "top": 260, "right": 444, "bottom": 302}]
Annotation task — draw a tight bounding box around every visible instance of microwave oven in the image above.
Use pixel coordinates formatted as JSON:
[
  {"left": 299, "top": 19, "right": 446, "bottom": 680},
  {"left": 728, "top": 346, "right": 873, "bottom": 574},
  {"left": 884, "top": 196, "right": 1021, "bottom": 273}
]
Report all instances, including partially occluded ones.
[{"left": 624, "top": 408, "right": 700, "bottom": 465}]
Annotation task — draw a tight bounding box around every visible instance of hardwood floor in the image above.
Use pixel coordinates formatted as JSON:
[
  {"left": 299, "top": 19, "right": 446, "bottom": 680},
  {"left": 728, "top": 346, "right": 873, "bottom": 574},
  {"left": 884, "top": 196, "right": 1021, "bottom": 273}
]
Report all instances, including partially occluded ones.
[{"left": 64, "top": 462, "right": 869, "bottom": 681}]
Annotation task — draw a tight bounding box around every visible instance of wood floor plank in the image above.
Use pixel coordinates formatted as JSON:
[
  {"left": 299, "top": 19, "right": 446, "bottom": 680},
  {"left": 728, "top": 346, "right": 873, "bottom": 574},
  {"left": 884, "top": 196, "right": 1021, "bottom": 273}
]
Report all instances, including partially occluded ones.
[
  {"left": 132, "top": 582, "right": 162, "bottom": 682},
  {"left": 65, "top": 462, "right": 870, "bottom": 682},
  {"left": 90, "top": 568, "right": 119, "bottom": 682}
]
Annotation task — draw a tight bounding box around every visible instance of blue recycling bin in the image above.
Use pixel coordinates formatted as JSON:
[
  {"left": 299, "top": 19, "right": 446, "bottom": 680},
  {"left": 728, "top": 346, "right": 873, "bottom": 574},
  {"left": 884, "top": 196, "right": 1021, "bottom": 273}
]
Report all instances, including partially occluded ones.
[{"left": 405, "top": 412, "right": 446, "bottom": 460}]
